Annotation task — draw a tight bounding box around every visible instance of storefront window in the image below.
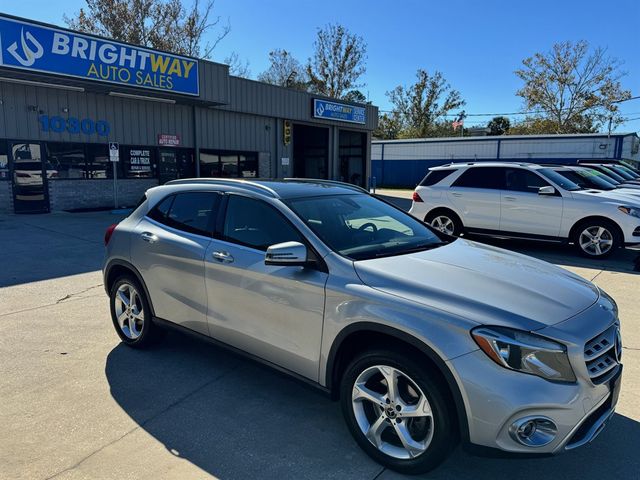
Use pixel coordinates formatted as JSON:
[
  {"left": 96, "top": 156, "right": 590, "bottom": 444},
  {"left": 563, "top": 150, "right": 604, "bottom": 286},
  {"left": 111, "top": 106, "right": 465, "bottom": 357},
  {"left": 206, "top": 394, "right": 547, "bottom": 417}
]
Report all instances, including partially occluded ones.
[
  {"left": 199, "top": 150, "right": 258, "bottom": 179},
  {"left": 0, "top": 140, "right": 8, "bottom": 180},
  {"left": 239, "top": 154, "right": 258, "bottom": 178},
  {"left": 122, "top": 146, "right": 158, "bottom": 178},
  {"left": 46, "top": 142, "right": 87, "bottom": 179},
  {"left": 86, "top": 144, "right": 110, "bottom": 179}
]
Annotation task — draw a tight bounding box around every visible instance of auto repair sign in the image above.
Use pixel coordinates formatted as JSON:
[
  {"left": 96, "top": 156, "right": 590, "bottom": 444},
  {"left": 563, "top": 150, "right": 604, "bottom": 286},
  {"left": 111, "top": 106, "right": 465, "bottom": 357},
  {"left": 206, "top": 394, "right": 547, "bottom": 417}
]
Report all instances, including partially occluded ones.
[{"left": 0, "top": 15, "right": 199, "bottom": 96}]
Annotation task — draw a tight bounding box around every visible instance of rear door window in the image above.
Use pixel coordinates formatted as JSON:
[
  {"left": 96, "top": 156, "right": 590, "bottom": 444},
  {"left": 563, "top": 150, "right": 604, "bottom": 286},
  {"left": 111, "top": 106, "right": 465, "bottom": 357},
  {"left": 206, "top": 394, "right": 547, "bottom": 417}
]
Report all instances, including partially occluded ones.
[
  {"left": 451, "top": 167, "right": 505, "bottom": 189},
  {"left": 148, "top": 192, "right": 219, "bottom": 237}
]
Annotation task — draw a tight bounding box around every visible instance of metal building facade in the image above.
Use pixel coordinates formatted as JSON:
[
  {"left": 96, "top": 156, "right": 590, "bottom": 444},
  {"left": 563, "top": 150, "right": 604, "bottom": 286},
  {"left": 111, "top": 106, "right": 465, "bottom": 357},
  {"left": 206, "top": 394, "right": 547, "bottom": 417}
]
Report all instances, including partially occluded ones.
[
  {"left": 0, "top": 14, "right": 377, "bottom": 213},
  {"left": 372, "top": 133, "right": 640, "bottom": 187}
]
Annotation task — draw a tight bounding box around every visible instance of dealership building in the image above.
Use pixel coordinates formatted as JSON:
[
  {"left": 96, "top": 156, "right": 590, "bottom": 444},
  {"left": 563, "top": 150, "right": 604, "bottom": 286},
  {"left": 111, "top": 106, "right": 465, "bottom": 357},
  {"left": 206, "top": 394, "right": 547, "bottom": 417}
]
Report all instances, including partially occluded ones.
[{"left": 0, "top": 14, "right": 378, "bottom": 214}]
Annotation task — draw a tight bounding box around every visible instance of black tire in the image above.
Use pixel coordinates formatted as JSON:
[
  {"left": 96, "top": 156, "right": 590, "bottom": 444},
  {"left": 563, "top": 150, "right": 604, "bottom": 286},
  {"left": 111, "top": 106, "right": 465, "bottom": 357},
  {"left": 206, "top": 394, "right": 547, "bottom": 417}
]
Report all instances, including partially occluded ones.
[
  {"left": 425, "top": 209, "right": 463, "bottom": 237},
  {"left": 109, "top": 275, "right": 164, "bottom": 348},
  {"left": 340, "top": 349, "right": 457, "bottom": 475},
  {"left": 571, "top": 219, "right": 621, "bottom": 259}
]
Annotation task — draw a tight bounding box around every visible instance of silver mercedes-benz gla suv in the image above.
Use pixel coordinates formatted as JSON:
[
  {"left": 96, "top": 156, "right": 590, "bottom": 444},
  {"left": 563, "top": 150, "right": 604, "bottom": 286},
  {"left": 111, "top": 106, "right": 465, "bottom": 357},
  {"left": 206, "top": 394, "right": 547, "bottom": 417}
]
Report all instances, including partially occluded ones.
[{"left": 103, "top": 178, "right": 623, "bottom": 474}]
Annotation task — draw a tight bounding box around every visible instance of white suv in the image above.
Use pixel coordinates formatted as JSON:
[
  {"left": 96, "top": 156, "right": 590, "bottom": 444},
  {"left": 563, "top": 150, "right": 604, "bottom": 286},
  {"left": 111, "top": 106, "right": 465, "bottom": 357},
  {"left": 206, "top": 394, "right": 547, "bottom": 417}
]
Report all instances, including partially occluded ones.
[{"left": 408, "top": 162, "right": 640, "bottom": 258}]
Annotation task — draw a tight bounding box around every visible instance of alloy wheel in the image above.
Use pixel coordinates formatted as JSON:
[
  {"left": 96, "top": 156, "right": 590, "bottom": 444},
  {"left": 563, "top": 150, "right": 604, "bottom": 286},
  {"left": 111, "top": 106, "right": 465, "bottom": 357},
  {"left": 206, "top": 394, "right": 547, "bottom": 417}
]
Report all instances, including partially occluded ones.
[
  {"left": 351, "top": 365, "right": 434, "bottom": 460},
  {"left": 114, "top": 283, "right": 145, "bottom": 339},
  {"left": 430, "top": 216, "right": 455, "bottom": 235},
  {"left": 579, "top": 226, "right": 613, "bottom": 256}
]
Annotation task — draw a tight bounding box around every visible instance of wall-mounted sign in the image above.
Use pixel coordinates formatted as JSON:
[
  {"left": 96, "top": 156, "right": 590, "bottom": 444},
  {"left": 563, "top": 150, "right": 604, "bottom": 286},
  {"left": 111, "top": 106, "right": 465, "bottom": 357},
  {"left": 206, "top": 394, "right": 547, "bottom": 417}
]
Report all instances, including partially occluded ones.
[
  {"left": 0, "top": 15, "right": 199, "bottom": 96},
  {"left": 313, "top": 99, "right": 366, "bottom": 124},
  {"left": 158, "top": 133, "right": 181, "bottom": 146},
  {"left": 38, "top": 114, "right": 110, "bottom": 136},
  {"left": 109, "top": 142, "right": 119, "bottom": 162},
  {"left": 128, "top": 148, "right": 152, "bottom": 173}
]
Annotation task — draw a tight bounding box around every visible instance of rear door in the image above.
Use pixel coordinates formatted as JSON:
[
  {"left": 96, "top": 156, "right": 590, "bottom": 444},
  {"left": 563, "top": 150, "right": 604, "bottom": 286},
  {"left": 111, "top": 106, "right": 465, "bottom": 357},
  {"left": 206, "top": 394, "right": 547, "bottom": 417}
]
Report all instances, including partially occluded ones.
[
  {"left": 447, "top": 167, "right": 504, "bottom": 229},
  {"left": 131, "top": 191, "right": 220, "bottom": 335},
  {"left": 204, "top": 194, "right": 328, "bottom": 380},
  {"left": 499, "top": 168, "right": 563, "bottom": 237}
]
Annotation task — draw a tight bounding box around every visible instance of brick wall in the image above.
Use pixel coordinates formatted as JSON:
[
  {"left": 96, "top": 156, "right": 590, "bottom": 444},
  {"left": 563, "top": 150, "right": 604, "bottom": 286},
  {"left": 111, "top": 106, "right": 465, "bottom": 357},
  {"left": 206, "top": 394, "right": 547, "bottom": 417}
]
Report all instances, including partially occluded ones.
[
  {"left": 48, "top": 179, "right": 158, "bottom": 211},
  {"left": 0, "top": 181, "right": 12, "bottom": 214}
]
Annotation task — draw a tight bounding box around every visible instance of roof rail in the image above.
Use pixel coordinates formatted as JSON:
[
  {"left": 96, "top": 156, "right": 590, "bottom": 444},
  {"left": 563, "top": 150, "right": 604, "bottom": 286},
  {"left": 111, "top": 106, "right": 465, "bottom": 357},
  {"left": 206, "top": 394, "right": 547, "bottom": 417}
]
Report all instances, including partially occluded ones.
[
  {"left": 283, "top": 178, "right": 370, "bottom": 194},
  {"left": 165, "top": 178, "right": 279, "bottom": 198}
]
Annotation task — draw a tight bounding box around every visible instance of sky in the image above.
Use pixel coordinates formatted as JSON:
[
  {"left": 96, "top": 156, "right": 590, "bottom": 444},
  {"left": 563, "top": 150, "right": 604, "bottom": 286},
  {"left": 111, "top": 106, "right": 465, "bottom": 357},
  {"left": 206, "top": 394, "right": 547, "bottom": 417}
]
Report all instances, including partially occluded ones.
[{"left": 3, "top": 0, "right": 639, "bottom": 132}]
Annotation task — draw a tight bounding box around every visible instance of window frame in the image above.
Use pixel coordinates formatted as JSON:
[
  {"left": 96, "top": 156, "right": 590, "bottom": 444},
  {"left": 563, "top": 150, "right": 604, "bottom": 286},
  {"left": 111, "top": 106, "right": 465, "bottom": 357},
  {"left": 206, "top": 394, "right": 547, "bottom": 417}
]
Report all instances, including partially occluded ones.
[
  {"left": 504, "top": 167, "right": 553, "bottom": 194},
  {"left": 218, "top": 193, "right": 326, "bottom": 271},
  {"left": 451, "top": 166, "right": 506, "bottom": 190}
]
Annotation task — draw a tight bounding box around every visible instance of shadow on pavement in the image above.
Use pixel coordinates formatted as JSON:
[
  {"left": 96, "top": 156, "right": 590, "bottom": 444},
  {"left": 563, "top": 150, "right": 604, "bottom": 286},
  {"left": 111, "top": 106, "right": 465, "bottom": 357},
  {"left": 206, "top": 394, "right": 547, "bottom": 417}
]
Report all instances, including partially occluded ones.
[
  {"left": 0, "top": 212, "right": 124, "bottom": 287},
  {"left": 106, "top": 331, "right": 640, "bottom": 480}
]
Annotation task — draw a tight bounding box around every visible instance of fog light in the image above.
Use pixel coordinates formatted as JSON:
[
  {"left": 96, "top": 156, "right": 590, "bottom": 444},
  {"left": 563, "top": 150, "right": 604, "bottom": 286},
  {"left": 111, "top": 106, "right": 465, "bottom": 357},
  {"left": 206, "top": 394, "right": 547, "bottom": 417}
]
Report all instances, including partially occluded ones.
[{"left": 509, "top": 416, "right": 557, "bottom": 447}]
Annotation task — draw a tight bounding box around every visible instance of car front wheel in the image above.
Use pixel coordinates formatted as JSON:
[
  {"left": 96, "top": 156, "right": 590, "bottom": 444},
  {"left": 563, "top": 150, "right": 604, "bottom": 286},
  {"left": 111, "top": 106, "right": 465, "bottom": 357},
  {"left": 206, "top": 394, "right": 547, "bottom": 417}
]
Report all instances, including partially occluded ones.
[
  {"left": 340, "top": 350, "right": 457, "bottom": 475},
  {"left": 573, "top": 220, "right": 621, "bottom": 258}
]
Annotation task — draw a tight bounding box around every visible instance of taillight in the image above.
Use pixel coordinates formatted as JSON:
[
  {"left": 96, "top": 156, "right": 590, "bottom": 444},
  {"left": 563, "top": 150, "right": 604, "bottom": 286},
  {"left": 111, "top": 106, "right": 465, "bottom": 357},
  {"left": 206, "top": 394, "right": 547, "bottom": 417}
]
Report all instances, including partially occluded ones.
[
  {"left": 412, "top": 191, "right": 423, "bottom": 202},
  {"left": 104, "top": 224, "right": 118, "bottom": 246}
]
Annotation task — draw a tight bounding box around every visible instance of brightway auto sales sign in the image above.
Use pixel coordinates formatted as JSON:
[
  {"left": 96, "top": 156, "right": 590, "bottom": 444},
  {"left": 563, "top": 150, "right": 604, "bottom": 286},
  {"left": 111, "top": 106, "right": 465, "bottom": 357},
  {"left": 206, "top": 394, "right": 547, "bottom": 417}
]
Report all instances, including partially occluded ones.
[{"left": 0, "top": 15, "right": 199, "bottom": 96}]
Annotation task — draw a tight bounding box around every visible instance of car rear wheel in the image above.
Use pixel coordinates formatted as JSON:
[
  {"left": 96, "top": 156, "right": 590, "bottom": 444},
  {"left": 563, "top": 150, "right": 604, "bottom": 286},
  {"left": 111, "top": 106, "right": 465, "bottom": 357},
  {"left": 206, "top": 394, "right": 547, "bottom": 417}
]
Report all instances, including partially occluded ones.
[
  {"left": 109, "top": 275, "right": 163, "bottom": 348},
  {"left": 340, "top": 350, "right": 456, "bottom": 474},
  {"left": 425, "top": 210, "right": 462, "bottom": 236},
  {"left": 573, "top": 220, "right": 620, "bottom": 258}
]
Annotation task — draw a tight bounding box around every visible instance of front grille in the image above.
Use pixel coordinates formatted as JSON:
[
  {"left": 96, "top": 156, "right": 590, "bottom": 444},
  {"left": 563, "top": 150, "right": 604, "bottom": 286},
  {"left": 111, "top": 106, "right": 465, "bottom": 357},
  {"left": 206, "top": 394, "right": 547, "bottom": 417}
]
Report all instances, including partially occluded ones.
[{"left": 584, "top": 325, "right": 620, "bottom": 384}]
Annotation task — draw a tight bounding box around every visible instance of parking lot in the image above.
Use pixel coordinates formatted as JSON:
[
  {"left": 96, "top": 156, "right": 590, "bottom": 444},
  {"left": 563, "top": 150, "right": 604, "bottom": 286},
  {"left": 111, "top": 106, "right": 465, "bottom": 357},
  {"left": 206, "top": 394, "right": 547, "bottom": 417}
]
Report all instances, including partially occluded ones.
[{"left": 1, "top": 191, "right": 639, "bottom": 480}]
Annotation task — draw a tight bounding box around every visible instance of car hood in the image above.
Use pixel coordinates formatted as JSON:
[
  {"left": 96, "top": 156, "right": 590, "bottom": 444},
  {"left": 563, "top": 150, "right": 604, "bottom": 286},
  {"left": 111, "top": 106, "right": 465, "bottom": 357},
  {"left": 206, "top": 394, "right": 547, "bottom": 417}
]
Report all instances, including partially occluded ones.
[
  {"left": 571, "top": 189, "right": 640, "bottom": 204},
  {"left": 354, "top": 239, "right": 599, "bottom": 331}
]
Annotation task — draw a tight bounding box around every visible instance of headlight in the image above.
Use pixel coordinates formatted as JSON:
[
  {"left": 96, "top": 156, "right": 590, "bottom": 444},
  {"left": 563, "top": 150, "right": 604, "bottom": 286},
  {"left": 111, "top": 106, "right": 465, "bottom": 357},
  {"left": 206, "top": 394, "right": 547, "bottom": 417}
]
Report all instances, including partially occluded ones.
[
  {"left": 618, "top": 206, "right": 640, "bottom": 218},
  {"left": 471, "top": 326, "right": 576, "bottom": 382}
]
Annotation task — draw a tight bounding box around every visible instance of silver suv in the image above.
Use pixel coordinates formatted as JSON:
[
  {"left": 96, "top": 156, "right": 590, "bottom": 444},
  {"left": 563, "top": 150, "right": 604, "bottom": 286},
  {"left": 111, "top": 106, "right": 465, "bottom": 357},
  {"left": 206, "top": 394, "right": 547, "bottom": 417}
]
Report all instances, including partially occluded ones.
[{"left": 103, "top": 179, "right": 623, "bottom": 474}]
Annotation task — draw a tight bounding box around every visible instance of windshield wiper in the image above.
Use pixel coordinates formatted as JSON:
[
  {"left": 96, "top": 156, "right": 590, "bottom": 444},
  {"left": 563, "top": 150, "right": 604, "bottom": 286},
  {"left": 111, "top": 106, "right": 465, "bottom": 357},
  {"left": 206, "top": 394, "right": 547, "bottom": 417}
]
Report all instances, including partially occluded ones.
[{"left": 373, "top": 242, "right": 444, "bottom": 258}]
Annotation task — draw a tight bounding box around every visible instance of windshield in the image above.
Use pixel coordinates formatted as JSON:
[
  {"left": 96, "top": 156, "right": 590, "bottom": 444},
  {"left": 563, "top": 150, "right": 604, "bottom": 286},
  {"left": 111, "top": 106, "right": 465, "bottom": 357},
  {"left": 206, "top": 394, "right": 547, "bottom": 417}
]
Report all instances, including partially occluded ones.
[
  {"left": 538, "top": 168, "right": 581, "bottom": 191},
  {"left": 608, "top": 165, "right": 637, "bottom": 180},
  {"left": 597, "top": 166, "right": 626, "bottom": 182},
  {"left": 553, "top": 169, "right": 610, "bottom": 190},
  {"left": 586, "top": 168, "right": 621, "bottom": 185},
  {"left": 572, "top": 169, "right": 617, "bottom": 190},
  {"left": 285, "top": 194, "right": 445, "bottom": 260}
]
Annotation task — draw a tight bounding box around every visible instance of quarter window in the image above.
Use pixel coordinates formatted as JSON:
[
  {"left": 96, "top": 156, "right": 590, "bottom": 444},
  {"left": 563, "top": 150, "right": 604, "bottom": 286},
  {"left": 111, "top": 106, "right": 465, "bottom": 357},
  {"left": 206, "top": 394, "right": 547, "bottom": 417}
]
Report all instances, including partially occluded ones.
[
  {"left": 223, "top": 195, "right": 303, "bottom": 250},
  {"left": 420, "top": 169, "right": 456, "bottom": 186},
  {"left": 452, "top": 167, "right": 505, "bottom": 189}
]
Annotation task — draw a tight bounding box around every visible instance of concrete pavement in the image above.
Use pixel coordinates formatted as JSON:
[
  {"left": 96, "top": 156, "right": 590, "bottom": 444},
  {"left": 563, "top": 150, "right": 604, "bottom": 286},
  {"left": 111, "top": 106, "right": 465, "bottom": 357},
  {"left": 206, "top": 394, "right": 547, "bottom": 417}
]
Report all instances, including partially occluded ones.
[{"left": 1, "top": 208, "right": 639, "bottom": 480}]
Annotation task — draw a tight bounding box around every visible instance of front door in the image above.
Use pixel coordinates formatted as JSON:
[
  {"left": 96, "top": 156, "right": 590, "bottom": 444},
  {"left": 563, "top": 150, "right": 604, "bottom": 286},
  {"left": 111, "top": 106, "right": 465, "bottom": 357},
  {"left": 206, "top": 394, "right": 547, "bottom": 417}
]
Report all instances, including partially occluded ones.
[
  {"left": 500, "top": 168, "right": 563, "bottom": 237},
  {"left": 10, "top": 142, "right": 50, "bottom": 213},
  {"left": 158, "top": 149, "right": 178, "bottom": 184},
  {"left": 204, "top": 194, "right": 328, "bottom": 381}
]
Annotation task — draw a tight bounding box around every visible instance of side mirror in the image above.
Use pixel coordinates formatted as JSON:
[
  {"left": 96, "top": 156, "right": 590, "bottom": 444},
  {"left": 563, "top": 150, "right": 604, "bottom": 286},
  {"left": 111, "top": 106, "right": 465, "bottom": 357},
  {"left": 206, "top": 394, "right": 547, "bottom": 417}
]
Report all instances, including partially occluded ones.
[
  {"left": 538, "top": 186, "right": 556, "bottom": 196},
  {"left": 265, "top": 241, "right": 308, "bottom": 266}
]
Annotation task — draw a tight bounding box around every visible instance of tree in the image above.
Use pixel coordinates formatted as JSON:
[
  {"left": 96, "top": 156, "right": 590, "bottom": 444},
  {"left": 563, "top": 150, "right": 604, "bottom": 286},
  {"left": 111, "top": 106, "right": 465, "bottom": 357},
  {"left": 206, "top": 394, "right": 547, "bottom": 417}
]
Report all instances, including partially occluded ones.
[
  {"left": 65, "top": 0, "right": 230, "bottom": 59},
  {"left": 224, "top": 52, "right": 251, "bottom": 78},
  {"left": 385, "top": 69, "right": 465, "bottom": 138},
  {"left": 487, "top": 116, "right": 511, "bottom": 135},
  {"left": 373, "top": 112, "right": 402, "bottom": 139},
  {"left": 306, "top": 24, "right": 367, "bottom": 99},
  {"left": 257, "top": 49, "right": 308, "bottom": 89},
  {"left": 515, "top": 40, "right": 631, "bottom": 133},
  {"left": 343, "top": 90, "right": 367, "bottom": 103}
]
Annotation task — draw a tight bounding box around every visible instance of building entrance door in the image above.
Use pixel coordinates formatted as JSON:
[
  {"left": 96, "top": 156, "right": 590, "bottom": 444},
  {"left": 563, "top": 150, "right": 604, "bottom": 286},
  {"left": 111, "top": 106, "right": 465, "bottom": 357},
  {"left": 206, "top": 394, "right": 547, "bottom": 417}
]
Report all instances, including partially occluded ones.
[
  {"left": 292, "top": 124, "right": 329, "bottom": 179},
  {"left": 339, "top": 130, "right": 366, "bottom": 187},
  {"left": 158, "top": 149, "right": 178, "bottom": 184},
  {"left": 10, "top": 142, "right": 50, "bottom": 213}
]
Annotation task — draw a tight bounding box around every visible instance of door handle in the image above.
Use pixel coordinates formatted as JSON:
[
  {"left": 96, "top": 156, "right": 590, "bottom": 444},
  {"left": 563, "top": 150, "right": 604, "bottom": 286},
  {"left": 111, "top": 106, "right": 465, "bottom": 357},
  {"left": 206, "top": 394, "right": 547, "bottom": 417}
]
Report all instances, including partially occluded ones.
[
  {"left": 212, "top": 250, "right": 234, "bottom": 263},
  {"left": 503, "top": 196, "right": 516, "bottom": 201},
  {"left": 451, "top": 192, "right": 463, "bottom": 197},
  {"left": 140, "top": 232, "right": 159, "bottom": 243}
]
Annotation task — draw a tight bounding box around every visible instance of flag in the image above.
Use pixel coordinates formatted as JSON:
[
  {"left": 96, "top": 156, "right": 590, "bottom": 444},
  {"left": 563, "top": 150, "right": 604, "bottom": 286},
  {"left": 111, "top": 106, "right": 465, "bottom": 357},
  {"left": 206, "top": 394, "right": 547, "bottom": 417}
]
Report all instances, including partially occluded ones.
[{"left": 452, "top": 120, "right": 463, "bottom": 131}]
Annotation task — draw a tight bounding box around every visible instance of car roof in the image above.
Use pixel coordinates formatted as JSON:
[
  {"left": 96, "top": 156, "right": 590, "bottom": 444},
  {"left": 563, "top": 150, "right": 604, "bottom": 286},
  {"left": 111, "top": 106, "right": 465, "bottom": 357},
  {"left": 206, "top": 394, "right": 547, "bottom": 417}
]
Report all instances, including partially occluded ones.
[{"left": 163, "top": 178, "right": 368, "bottom": 199}]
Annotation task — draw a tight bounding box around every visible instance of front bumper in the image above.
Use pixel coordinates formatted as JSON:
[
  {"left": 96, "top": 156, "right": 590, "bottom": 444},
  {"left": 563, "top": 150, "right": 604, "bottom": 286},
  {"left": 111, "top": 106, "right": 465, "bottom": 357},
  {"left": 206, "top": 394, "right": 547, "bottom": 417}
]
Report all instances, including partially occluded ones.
[{"left": 449, "top": 350, "right": 621, "bottom": 454}]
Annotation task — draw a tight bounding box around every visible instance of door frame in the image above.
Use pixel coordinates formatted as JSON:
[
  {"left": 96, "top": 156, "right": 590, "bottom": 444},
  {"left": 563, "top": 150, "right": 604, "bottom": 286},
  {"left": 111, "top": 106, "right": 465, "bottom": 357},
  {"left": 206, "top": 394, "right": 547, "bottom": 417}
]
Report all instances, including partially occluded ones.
[{"left": 9, "top": 140, "right": 50, "bottom": 214}]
